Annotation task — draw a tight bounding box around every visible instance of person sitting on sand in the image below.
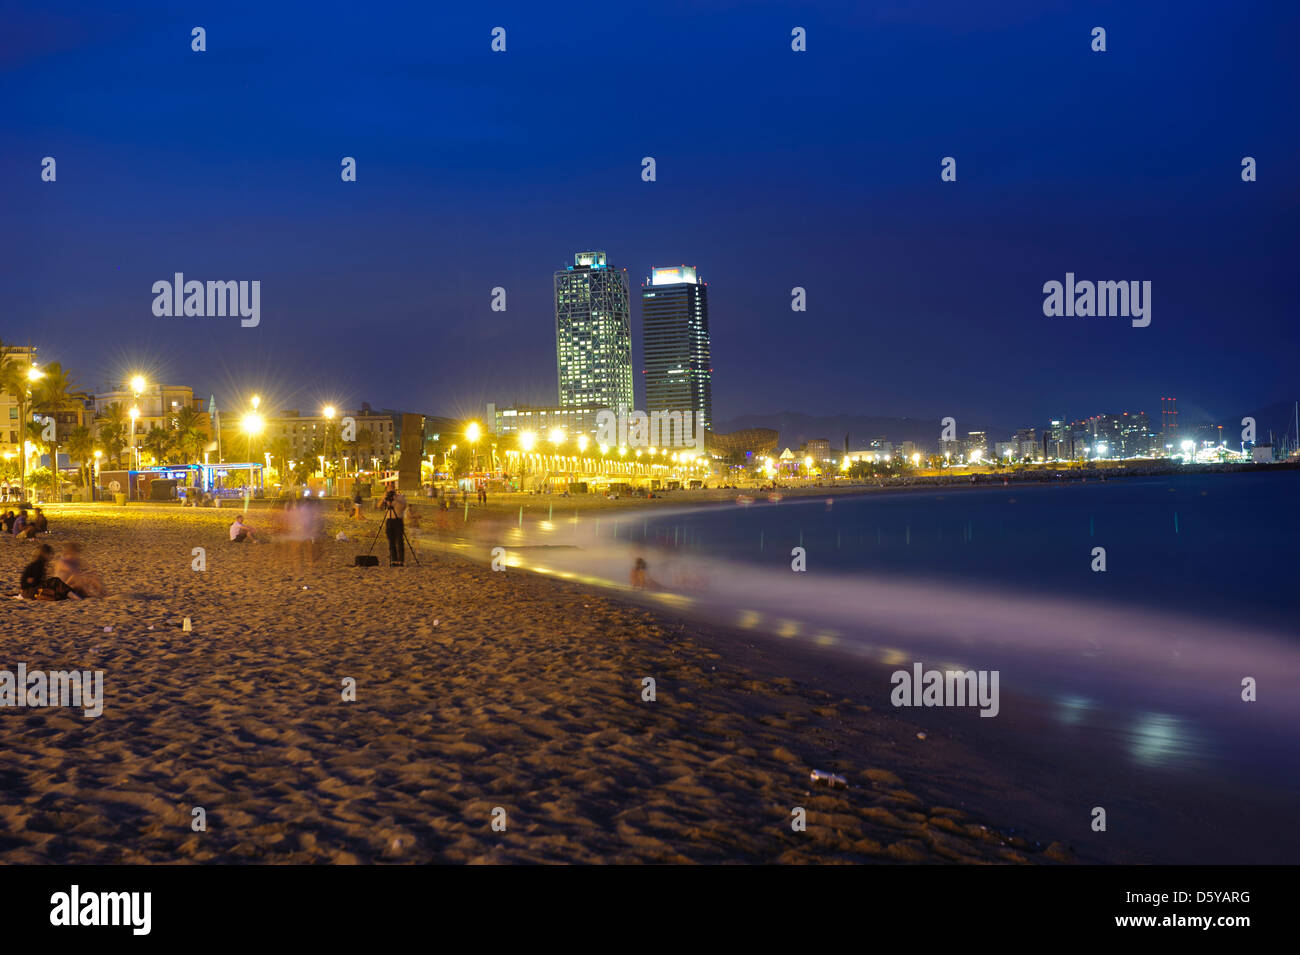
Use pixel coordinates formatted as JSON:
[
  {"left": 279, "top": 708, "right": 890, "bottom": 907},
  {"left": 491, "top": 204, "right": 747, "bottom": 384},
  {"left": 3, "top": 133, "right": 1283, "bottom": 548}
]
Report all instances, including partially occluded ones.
[
  {"left": 30, "top": 507, "right": 48, "bottom": 535},
  {"left": 17, "top": 545, "right": 58, "bottom": 597},
  {"left": 51, "top": 542, "right": 106, "bottom": 598},
  {"left": 630, "top": 557, "right": 663, "bottom": 590},
  {"left": 0, "top": 510, "right": 14, "bottom": 534},
  {"left": 229, "top": 514, "right": 257, "bottom": 543}
]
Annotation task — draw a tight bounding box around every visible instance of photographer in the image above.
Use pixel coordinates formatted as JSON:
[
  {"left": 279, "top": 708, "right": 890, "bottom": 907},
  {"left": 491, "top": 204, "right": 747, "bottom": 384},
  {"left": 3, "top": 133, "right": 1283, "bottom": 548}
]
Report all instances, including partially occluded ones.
[{"left": 380, "top": 482, "right": 409, "bottom": 566}]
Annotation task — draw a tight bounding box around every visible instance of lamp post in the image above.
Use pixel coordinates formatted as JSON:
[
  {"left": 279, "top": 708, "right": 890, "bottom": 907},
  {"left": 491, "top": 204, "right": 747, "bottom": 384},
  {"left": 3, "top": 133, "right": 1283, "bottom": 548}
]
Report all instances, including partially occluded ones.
[
  {"left": 128, "top": 374, "right": 145, "bottom": 470},
  {"left": 129, "top": 406, "right": 140, "bottom": 470},
  {"left": 241, "top": 409, "right": 264, "bottom": 495},
  {"left": 17, "top": 362, "right": 43, "bottom": 502},
  {"left": 323, "top": 405, "right": 336, "bottom": 494},
  {"left": 466, "top": 422, "right": 482, "bottom": 473}
]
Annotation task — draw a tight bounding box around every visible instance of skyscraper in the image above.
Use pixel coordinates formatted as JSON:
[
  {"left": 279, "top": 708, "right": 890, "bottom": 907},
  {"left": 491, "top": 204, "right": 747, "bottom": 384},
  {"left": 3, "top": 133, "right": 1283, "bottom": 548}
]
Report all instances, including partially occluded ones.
[
  {"left": 554, "top": 251, "right": 633, "bottom": 414},
  {"left": 641, "top": 265, "right": 713, "bottom": 432}
]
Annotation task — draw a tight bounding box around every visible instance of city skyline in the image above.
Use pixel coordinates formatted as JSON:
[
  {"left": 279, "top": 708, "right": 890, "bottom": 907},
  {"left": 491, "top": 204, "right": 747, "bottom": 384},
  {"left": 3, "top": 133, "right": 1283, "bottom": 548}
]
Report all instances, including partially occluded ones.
[{"left": 4, "top": 1, "right": 1296, "bottom": 430}]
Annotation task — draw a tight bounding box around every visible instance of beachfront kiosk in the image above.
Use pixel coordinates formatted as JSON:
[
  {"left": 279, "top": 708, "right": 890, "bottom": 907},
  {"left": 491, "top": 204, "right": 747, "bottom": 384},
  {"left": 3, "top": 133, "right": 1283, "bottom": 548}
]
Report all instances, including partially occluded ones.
[{"left": 98, "top": 463, "right": 264, "bottom": 502}]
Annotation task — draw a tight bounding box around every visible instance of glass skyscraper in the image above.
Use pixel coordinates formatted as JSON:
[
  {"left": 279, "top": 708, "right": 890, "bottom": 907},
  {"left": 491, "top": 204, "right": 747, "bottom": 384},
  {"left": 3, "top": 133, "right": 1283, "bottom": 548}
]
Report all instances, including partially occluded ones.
[
  {"left": 641, "top": 265, "right": 712, "bottom": 432},
  {"left": 554, "top": 251, "right": 633, "bottom": 413}
]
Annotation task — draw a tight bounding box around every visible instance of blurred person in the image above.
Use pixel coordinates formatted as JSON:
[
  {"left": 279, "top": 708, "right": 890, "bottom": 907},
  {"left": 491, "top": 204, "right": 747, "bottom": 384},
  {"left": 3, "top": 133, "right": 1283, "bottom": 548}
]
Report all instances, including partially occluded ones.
[{"left": 51, "top": 542, "right": 107, "bottom": 598}]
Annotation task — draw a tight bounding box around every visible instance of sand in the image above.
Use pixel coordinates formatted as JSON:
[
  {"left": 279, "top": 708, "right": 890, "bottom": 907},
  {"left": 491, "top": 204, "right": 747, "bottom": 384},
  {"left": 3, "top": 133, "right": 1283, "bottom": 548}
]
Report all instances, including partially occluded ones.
[{"left": 0, "top": 503, "right": 1073, "bottom": 864}]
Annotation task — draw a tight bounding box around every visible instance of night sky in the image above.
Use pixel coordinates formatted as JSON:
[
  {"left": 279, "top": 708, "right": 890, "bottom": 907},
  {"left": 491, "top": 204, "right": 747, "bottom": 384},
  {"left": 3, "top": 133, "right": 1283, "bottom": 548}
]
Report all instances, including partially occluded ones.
[{"left": 3, "top": 0, "right": 1296, "bottom": 430}]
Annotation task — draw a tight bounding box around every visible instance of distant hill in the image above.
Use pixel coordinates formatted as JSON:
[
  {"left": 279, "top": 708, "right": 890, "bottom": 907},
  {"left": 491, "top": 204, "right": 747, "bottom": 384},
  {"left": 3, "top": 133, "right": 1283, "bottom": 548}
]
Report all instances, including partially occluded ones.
[{"left": 712, "top": 412, "right": 1011, "bottom": 453}]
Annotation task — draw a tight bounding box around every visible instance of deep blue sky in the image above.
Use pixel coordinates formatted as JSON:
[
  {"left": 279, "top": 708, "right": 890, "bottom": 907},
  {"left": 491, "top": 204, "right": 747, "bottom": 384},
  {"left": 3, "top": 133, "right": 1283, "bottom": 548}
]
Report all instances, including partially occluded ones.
[{"left": 3, "top": 0, "right": 1296, "bottom": 431}]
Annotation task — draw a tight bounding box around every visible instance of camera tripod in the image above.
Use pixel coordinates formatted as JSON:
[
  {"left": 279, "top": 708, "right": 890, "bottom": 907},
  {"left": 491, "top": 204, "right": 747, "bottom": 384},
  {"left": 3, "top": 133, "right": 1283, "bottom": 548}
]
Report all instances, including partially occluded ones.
[{"left": 366, "top": 502, "right": 421, "bottom": 566}]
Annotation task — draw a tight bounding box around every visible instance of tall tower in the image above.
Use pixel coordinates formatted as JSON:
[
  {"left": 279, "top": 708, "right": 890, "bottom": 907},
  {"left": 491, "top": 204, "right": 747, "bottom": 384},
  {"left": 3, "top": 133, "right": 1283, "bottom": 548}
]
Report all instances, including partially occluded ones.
[
  {"left": 641, "top": 265, "right": 713, "bottom": 432},
  {"left": 554, "top": 251, "right": 633, "bottom": 412}
]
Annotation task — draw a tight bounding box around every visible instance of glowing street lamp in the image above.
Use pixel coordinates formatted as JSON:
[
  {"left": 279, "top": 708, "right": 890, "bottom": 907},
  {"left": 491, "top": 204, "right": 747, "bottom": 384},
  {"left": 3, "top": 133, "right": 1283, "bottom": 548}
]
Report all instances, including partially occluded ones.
[
  {"left": 241, "top": 410, "right": 265, "bottom": 464},
  {"left": 519, "top": 430, "right": 537, "bottom": 452},
  {"left": 128, "top": 406, "right": 140, "bottom": 469}
]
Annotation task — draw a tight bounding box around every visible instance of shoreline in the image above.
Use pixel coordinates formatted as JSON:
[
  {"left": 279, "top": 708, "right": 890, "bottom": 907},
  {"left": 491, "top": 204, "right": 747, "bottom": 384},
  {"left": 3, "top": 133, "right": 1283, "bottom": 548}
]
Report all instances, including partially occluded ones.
[{"left": 0, "top": 505, "right": 1081, "bottom": 864}]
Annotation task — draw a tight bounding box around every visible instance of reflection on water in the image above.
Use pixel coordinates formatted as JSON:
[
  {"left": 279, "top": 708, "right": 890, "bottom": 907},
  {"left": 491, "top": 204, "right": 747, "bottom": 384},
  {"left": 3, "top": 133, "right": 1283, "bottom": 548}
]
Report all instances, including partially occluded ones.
[
  {"left": 1129, "top": 712, "right": 1199, "bottom": 768},
  {"left": 423, "top": 487, "right": 1300, "bottom": 781},
  {"left": 1055, "top": 695, "right": 1092, "bottom": 726}
]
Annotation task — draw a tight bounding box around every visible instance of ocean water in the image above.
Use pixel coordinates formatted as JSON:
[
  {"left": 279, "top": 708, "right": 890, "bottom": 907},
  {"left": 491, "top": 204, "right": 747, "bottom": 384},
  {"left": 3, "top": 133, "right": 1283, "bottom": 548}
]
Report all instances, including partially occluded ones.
[{"left": 638, "top": 471, "right": 1300, "bottom": 631}]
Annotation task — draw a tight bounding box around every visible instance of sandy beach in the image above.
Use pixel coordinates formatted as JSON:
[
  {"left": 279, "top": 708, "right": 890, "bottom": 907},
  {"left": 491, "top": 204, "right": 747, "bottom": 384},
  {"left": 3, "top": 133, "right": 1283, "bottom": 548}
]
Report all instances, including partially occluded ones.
[{"left": 0, "top": 502, "right": 1079, "bottom": 864}]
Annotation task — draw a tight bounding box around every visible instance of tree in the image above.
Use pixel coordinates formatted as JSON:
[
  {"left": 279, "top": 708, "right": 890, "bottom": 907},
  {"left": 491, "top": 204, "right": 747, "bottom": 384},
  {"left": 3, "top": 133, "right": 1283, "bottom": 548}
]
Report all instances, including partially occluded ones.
[
  {"left": 171, "top": 405, "right": 208, "bottom": 462},
  {"left": 66, "top": 424, "right": 95, "bottom": 490},
  {"left": 32, "top": 361, "right": 82, "bottom": 494},
  {"left": 142, "top": 425, "right": 175, "bottom": 465},
  {"left": 24, "top": 419, "right": 47, "bottom": 492},
  {"left": 98, "top": 403, "right": 128, "bottom": 468}
]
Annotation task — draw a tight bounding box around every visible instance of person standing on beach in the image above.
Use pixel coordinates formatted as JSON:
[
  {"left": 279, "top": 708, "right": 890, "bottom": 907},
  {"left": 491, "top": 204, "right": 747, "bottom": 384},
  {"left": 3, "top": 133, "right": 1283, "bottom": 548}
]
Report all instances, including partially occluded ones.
[{"left": 381, "top": 484, "right": 408, "bottom": 566}]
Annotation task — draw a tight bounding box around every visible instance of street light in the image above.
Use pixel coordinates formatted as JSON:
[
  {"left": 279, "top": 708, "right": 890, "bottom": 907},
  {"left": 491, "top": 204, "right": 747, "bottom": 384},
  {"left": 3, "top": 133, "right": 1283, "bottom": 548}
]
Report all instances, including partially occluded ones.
[
  {"left": 322, "top": 405, "right": 337, "bottom": 492},
  {"left": 129, "top": 406, "right": 140, "bottom": 470},
  {"left": 466, "top": 421, "right": 482, "bottom": 472},
  {"left": 241, "top": 410, "right": 265, "bottom": 466}
]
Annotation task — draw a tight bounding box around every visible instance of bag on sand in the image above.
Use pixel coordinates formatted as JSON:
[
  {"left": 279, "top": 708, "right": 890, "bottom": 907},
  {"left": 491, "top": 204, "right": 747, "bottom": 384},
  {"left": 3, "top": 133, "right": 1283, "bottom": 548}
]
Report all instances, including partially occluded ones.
[{"left": 354, "top": 555, "right": 379, "bottom": 567}]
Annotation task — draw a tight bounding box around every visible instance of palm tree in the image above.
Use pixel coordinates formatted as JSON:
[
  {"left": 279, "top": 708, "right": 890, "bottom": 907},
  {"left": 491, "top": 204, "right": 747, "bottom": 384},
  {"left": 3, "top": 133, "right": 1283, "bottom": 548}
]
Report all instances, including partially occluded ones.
[
  {"left": 66, "top": 424, "right": 95, "bottom": 491},
  {"left": 172, "top": 405, "right": 208, "bottom": 462},
  {"left": 142, "top": 425, "right": 174, "bottom": 465},
  {"left": 32, "top": 361, "right": 81, "bottom": 496},
  {"left": 24, "top": 419, "right": 47, "bottom": 490},
  {"left": 98, "top": 403, "right": 128, "bottom": 468}
]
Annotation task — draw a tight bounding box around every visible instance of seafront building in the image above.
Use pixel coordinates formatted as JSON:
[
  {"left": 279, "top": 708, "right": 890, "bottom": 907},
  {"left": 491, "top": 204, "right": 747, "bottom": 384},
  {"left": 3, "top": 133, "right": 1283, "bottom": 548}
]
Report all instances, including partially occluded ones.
[
  {"left": 265, "top": 404, "right": 397, "bottom": 465},
  {"left": 641, "top": 265, "right": 713, "bottom": 432},
  {"left": 0, "top": 345, "right": 40, "bottom": 461},
  {"left": 555, "top": 251, "right": 634, "bottom": 412}
]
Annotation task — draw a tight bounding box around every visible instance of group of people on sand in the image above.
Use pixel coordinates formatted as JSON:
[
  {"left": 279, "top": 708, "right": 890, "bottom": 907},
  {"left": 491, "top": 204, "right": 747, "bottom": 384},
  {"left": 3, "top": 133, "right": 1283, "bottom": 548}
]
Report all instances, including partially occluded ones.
[
  {"left": 16, "top": 541, "right": 106, "bottom": 601},
  {"left": 228, "top": 498, "right": 332, "bottom": 571},
  {"left": 2, "top": 505, "right": 49, "bottom": 538}
]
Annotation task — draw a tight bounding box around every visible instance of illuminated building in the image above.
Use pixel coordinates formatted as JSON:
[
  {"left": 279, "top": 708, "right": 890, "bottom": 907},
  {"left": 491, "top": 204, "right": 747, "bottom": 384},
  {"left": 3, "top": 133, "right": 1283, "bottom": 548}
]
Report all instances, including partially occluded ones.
[
  {"left": 555, "top": 251, "right": 633, "bottom": 412},
  {"left": 641, "top": 264, "right": 712, "bottom": 432}
]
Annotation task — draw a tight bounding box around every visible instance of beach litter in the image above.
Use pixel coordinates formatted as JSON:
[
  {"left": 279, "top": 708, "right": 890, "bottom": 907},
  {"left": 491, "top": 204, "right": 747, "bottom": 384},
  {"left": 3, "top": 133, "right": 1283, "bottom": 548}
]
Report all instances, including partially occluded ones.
[
  {"left": 182, "top": 617, "right": 193, "bottom": 632},
  {"left": 810, "top": 769, "right": 849, "bottom": 789}
]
